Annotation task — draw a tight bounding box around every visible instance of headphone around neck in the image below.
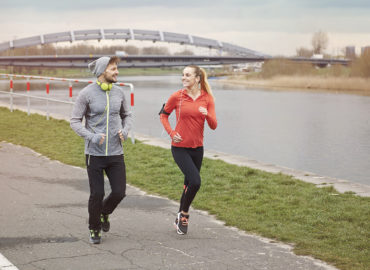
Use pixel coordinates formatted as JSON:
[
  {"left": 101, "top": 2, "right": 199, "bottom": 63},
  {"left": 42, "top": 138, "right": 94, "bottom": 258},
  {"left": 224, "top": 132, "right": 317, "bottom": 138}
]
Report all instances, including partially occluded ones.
[{"left": 96, "top": 80, "right": 112, "bottom": 91}]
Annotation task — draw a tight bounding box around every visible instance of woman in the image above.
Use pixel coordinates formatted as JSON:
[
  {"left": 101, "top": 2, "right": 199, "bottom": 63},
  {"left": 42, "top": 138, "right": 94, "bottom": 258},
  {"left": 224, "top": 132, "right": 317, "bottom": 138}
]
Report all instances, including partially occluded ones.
[{"left": 160, "top": 65, "right": 217, "bottom": 235}]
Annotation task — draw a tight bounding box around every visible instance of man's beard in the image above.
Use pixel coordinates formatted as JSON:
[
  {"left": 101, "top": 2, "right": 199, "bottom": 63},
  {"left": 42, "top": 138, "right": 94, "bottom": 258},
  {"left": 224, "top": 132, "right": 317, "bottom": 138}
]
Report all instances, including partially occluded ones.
[{"left": 104, "top": 74, "right": 117, "bottom": 84}]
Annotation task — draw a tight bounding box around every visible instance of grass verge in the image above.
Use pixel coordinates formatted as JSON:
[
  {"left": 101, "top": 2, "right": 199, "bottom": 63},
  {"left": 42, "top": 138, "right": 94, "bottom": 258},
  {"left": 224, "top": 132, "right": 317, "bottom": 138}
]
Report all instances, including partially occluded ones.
[{"left": 0, "top": 107, "right": 369, "bottom": 270}]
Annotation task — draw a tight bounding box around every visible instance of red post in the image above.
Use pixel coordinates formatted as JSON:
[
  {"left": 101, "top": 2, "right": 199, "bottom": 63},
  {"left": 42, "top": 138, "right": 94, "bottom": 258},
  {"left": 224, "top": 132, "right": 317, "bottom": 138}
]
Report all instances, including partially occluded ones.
[
  {"left": 69, "top": 84, "right": 73, "bottom": 98},
  {"left": 131, "top": 93, "right": 134, "bottom": 106},
  {"left": 10, "top": 79, "right": 13, "bottom": 89},
  {"left": 27, "top": 81, "right": 30, "bottom": 92},
  {"left": 46, "top": 82, "right": 50, "bottom": 94}
]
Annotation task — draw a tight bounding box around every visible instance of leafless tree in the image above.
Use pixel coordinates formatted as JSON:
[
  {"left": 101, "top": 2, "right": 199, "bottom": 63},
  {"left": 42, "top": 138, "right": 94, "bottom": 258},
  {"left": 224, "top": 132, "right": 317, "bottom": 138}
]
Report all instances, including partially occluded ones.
[
  {"left": 311, "top": 31, "right": 328, "bottom": 54},
  {"left": 296, "top": 47, "right": 313, "bottom": 57},
  {"left": 174, "top": 49, "right": 194, "bottom": 56},
  {"left": 141, "top": 46, "right": 170, "bottom": 55}
]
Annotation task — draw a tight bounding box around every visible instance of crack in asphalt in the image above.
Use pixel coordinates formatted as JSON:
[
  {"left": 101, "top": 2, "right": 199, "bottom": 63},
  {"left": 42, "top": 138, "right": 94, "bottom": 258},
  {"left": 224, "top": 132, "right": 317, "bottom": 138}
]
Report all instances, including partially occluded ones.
[
  {"left": 0, "top": 236, "right": 79, "bottom": 249},
  {"left": 18, "top": 252, "right": 106, "bottom": 267}
]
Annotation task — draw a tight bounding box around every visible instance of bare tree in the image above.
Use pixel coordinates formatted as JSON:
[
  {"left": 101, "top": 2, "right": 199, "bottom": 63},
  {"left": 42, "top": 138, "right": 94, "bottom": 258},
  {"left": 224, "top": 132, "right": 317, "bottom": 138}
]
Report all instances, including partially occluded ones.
[
  {"left": 311, "top": 31, "right": 328, "bottom": 54},
  {"left": 141, "top": 46, "right": 170, "bottom": 55},
  {"left": 296, "top": 47, "right": 313, "bottom": 57},
  {"left": 174, "top": 49, "right": 194, "bottom": 56}
]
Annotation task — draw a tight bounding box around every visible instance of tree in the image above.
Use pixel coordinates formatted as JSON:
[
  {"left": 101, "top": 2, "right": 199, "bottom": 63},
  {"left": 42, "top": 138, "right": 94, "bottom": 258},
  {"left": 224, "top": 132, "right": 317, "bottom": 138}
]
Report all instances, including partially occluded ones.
[
  {"left": 174, "top": 49, "right": 194, "bottom": 56},
  {"left": 296, "top": 47, "right": 313, "bottom": 57},
  {"left": 311, "top": 31, "right": 328, "bottom": 54},
  {"left": 141, "top": 46, "right": 170, "bottom": 55}
]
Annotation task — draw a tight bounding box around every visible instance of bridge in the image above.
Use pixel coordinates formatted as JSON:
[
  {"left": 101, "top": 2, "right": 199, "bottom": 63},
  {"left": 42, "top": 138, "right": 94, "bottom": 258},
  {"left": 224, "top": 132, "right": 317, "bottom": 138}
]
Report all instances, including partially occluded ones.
[
  {"left": 0, "top": 28, "right": 264, "bottom": 57},
  {"left": 0, "top": 29, "right": 350, "bottom": 68}
]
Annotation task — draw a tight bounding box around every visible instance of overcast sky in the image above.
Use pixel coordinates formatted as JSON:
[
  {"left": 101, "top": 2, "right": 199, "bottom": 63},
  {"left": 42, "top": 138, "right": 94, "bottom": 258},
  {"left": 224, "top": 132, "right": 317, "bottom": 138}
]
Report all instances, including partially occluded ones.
[{"left": 1, "top": 0, "right": 369, "bottom": 56}]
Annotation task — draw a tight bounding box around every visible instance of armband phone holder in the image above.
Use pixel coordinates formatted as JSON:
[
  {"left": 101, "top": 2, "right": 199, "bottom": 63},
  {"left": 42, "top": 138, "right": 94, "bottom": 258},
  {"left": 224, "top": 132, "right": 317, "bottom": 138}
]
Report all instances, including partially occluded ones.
[{"left": 159, "top": 103, "right": 170, "bottom": 115}]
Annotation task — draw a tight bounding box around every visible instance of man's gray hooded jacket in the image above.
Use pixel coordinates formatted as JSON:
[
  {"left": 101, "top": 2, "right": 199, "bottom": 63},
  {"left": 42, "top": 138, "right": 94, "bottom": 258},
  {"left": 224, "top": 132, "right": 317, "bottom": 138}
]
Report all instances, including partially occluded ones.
[{"left": 70, "top": 57, "right": 133, "bottom": 156}]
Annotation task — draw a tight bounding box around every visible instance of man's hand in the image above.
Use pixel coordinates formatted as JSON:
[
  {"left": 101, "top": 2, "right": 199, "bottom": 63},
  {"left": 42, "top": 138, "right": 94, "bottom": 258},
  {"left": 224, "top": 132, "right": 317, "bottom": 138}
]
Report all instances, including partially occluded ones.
[
  {"left": 118, "top": 130, "right": 125, "bottom": 141},
  {"left": 99, "top": 134, "right": 105, "bottom": 145}
]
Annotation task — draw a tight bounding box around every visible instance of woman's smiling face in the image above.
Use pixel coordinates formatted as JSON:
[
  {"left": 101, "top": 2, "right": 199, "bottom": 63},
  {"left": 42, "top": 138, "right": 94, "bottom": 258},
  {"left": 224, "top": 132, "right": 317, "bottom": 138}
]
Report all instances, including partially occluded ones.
[{"left": 182, "top": 67, "right": 199, "bottom": 89}]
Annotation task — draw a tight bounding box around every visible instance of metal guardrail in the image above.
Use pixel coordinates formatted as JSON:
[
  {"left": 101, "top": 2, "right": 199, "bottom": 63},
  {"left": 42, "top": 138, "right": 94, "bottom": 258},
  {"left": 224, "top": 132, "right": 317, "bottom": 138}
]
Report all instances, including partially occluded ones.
[
  {"left": 0, "top": 89, "right": 74, "bottom": 117},
  {"left": 0, "top": 73, "right": 135, "bottom": 144}
]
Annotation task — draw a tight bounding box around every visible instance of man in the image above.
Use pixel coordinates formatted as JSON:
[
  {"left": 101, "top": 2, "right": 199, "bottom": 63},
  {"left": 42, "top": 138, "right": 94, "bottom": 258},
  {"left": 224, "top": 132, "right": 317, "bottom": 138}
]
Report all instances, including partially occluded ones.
[{"left": 70, "top": 56, "right": 133, "bottom": 244}]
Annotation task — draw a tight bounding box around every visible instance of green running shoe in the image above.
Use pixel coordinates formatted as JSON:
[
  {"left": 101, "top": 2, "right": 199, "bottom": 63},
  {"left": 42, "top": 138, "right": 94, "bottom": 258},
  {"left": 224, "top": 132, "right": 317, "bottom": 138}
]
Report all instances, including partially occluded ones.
[
  {"left": 89, "top": 229, "right": 101, "bottom": 244},
  {"left": 101, "top": 214, "right": 110, "bottom": 232}
]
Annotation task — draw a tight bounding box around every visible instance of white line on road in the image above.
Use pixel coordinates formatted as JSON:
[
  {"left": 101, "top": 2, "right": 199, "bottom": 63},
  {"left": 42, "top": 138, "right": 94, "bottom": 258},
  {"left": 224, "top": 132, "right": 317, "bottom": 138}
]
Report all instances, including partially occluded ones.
[{"left": 0, "top": 253, "right": 19, "bottom": 270}]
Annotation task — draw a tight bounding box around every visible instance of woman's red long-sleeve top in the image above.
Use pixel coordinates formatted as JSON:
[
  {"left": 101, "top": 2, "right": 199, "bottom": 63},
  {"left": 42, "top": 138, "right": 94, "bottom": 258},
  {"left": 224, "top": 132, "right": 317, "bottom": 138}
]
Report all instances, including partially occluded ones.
[{"left": 160, "top": 89, "right": 217, "bottom": 148}]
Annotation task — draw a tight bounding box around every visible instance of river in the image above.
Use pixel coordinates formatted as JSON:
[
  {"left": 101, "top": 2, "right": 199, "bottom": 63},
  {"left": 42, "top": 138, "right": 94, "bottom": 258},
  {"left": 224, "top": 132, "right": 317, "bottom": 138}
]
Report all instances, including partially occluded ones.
[{"left": 1, "top": 75, "right": 369, "bottom": 185}]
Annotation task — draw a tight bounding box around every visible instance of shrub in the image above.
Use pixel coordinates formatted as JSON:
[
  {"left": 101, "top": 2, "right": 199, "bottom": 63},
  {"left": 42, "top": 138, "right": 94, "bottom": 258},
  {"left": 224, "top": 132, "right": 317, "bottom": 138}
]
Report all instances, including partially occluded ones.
[
  {"left": 350, "top": 53, "right": 370, "bottom": 78},
  {"left": 260, "top": 59, "right": 316, "bottom": 79}
]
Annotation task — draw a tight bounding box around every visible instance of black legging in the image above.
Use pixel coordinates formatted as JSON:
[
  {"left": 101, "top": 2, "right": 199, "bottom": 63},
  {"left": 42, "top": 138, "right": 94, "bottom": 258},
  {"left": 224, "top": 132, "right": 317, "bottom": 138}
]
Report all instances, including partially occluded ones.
[
  {"left": 86, "top": 154, "right": 126, "bottom": 230},
  {"left": 171, "top": 146, "right": 204, "bottom": 212}
]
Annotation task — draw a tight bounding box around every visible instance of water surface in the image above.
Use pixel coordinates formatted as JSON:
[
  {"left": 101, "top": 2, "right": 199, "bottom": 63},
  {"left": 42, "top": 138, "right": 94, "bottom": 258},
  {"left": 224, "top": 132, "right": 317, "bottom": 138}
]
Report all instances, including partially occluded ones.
[{"left": 1, "top": 75, "right": 369, "bottom": 185}]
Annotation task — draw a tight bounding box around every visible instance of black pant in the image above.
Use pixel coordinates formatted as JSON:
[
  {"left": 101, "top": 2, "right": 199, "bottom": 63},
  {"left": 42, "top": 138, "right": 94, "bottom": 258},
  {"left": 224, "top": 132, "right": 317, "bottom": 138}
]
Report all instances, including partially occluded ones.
[
  {"left": 86, "top": 154, "right": 126, "bottom": 230},
  {"left": 171, "top": 146, "right": 204, "bottom": 213}
]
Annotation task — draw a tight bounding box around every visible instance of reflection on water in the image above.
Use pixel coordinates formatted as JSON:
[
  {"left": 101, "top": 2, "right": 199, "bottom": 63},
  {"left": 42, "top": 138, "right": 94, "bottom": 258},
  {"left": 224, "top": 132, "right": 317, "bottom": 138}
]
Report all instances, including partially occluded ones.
[{"left": 1, "top": 75, "right": 370, "bottom": 185}]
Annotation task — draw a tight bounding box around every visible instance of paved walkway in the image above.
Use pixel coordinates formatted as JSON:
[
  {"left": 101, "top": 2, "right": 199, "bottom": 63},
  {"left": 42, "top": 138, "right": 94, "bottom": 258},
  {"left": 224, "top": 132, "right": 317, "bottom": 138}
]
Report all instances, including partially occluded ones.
[{"left": 0, "top": 142, "right": 338, "bottom": 270}]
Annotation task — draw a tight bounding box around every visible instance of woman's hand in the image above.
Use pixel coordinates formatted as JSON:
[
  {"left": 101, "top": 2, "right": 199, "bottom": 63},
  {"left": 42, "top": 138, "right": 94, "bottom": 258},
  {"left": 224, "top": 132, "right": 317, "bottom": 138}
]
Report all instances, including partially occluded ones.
[
  {"left": 172, "top": 132, "right": 183, "bottom": 143},
  {"left": 199, "top": 106, "right": 208, "bottom": 116}
]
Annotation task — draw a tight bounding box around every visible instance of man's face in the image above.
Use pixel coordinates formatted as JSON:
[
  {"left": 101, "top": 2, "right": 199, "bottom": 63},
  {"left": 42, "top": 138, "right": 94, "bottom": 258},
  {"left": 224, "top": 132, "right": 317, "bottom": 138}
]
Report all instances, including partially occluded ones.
[{"left": 103, "top": 63, "right": 119, "bottom": 83}]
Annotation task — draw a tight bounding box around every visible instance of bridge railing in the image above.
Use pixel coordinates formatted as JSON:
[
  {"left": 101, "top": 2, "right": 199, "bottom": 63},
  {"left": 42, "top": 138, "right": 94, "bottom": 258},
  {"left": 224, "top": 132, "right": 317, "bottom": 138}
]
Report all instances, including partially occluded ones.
[{"left": 0, "top": 73, "right": 135, "bottom": 144}]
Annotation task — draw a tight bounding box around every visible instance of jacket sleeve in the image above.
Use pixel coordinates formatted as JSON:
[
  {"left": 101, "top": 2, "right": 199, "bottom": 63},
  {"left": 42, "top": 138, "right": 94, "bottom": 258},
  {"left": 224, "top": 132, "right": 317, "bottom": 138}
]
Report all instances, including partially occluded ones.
[
  {"left": 159, "top": 92, "right": 178, "bottom": 138},
  {"left": 70, "top": 90, "right": 100, "bottom": 143},
  {"left": 206, "top": 96, "right": 217, "bottom": 130},
  {"left": 120, "top": 93, "right": 133, "bottom": 140}
]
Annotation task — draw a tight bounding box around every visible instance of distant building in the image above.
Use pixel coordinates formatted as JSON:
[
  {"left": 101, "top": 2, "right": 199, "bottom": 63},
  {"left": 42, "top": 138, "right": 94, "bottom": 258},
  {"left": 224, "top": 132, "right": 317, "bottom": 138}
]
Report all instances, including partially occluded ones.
[
  {"left": 345, "top": 46, "right": 356, "bottom": 59},
  {"left": 361, "top": 46, "right": 370, "bottom": 55},
  {"left": 311, "top": 54, "right": 323, "bottom": 59},
  {"left": 232, "top": 62, "right": 263, "bottom": 73},
  {"left": 115, "top": 51, "right": 128, "bottom": 57}
]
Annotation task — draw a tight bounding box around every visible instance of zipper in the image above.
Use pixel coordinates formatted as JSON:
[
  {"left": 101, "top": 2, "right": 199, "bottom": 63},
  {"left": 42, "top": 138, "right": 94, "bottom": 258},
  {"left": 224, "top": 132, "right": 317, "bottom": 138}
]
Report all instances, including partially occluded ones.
[{"left": 105, "top": 91, "right": 110, "bottom": 156}]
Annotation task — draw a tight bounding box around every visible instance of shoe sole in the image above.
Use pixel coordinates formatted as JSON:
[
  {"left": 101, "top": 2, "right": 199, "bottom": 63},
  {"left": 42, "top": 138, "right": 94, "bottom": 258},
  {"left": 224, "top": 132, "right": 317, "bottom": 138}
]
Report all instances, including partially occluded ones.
[
  {"left": 173, "top": 222, "right": 185, "bottom": 235},
  {"left": 175, "top": 213, "right": 187, "bottom": 235},
  {"left": 89, "top": 239, "right": 101, "bottom": 244}
]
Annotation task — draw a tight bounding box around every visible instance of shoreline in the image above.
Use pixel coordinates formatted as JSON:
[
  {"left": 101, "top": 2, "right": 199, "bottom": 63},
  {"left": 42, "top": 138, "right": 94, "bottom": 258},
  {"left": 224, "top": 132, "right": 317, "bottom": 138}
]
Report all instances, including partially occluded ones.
[
  {"left": 1, "top": 102, "right": 369, "bottom": 197},
  {"left": 218, "top": 75, "right": 370, "bottom": 96}
]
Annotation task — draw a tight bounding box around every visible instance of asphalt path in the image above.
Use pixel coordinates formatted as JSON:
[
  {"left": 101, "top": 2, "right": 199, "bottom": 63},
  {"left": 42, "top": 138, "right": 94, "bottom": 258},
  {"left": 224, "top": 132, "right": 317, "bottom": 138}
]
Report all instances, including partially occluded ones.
[{"left": 0, "top": 142, "right": 337, "bottom": 270}]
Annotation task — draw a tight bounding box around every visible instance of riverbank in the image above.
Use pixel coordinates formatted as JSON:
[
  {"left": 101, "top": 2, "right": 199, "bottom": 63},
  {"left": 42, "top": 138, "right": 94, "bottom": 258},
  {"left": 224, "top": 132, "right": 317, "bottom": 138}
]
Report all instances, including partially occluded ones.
[
  {"left": 220, "top": 75, "right": 370, "bottom": 96},
  {"left": 0, "top": 107, "right": 369, "bottom": 270}
]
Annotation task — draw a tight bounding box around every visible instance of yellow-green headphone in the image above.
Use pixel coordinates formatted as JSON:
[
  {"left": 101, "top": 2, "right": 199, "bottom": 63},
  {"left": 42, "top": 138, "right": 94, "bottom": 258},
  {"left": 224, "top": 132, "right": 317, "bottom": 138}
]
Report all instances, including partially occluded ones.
[{"left": 96, "top": 80, "right": 112, "bottom": 91}]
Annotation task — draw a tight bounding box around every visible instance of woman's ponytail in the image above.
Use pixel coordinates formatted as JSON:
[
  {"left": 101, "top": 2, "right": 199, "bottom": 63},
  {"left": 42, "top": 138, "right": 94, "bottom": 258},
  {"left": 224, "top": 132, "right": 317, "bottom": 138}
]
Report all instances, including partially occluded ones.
[{"left": 199, "top": 68, "right": 214, "bottom": 99}]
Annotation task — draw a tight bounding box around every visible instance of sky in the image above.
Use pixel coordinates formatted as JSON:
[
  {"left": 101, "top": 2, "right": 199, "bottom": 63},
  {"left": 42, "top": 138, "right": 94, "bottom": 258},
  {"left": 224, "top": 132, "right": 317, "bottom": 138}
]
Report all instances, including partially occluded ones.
[{"left": 1, "top": 0, "right": 370, "bottom": 56}]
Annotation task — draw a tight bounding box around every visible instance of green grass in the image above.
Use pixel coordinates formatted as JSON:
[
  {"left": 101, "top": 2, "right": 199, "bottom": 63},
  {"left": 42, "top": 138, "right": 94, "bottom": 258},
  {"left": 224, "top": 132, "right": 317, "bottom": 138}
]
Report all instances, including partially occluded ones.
[{"left": 0, "top": 107, "right": 369, "bottom": 270}]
